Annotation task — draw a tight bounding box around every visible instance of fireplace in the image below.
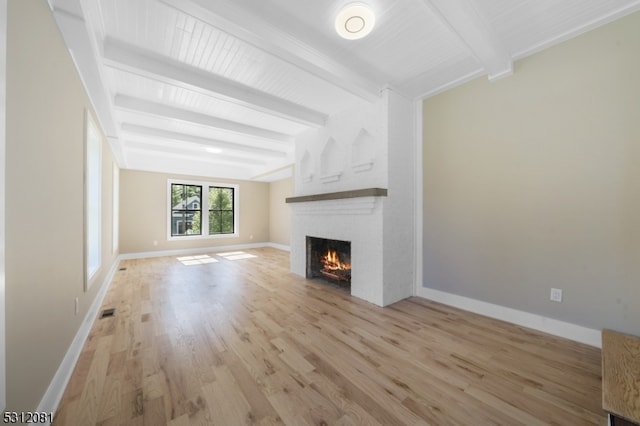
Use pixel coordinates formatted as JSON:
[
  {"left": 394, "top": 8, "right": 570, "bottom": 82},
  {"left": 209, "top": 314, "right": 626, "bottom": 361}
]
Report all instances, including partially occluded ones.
[
  {"left": 289, "top": 187, "right": 413, "bottom": 306},
  {"left": 306, "top": 236, "right": 351, "bottom": 287}
]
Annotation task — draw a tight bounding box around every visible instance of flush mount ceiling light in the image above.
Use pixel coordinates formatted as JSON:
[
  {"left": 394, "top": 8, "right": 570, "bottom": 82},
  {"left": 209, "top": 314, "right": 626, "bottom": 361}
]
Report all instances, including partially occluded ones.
[{"left": 335, "top": 2, "right": 376, "bottom": 40}]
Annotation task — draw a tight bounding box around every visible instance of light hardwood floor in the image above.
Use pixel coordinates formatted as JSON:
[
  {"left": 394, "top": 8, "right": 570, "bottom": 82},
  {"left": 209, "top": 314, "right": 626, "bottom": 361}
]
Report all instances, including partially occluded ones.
[{"left": 53, "top": 247, "right": 605, "bottom": 425}]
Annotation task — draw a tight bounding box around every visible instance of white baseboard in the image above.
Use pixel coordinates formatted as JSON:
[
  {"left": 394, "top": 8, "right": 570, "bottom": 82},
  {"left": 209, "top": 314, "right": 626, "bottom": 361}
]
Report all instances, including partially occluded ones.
[
  {"left": 266, "top": 242, "right": 290, "bottom": 252},
  {"left": 120, "top": 242, "right": 290, "bottom": 260},
  {"left": 416, "top": 287, "right": 602, "bottom": 348},
  {"left": 34, "top": 257, "right": 122, "bottom": 424},
  {"left": 119, "top": 242, "right": 270, "bottom": 260}
]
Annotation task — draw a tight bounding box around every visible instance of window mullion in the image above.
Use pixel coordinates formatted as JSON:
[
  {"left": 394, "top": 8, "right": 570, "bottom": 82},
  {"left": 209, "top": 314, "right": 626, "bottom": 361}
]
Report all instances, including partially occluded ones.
[{"left": 202, "top": 190, "right": 209, "bottom": 235}]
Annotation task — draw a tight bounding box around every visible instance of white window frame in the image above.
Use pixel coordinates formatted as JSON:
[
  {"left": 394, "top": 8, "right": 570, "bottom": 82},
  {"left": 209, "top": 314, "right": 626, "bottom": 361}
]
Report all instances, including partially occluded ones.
[{"left": 167, "top": 179, "right": 239, "bottom": 241}]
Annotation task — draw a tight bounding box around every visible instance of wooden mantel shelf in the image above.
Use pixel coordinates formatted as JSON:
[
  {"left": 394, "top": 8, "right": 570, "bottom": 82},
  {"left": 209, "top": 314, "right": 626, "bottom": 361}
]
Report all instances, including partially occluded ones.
[{"left": 285, "top": 188, "right": 387, "bottom": 203}]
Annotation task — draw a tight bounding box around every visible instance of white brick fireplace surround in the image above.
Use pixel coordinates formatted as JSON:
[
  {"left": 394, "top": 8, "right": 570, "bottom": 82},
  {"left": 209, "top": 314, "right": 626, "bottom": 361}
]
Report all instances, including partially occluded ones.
[
  {"left": 287, "top": 88, "right": 416, "bottom": 307},
  {"left": 288, "top": 190, "right": 391, "bottom": 305}
]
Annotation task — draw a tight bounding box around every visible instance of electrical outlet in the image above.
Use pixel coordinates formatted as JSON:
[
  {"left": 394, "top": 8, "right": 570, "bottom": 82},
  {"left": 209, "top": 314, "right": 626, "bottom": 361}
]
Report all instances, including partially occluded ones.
[
  {"left": 550, "top": 288, "right": 563, "bottom": 302},
  {"left": 74, "top": 297, "right": 79, "bottom": 315}
]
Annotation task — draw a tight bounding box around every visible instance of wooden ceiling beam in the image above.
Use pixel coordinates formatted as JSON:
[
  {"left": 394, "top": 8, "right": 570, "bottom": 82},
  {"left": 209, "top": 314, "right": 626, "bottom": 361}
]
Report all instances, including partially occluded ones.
[
  {"left": 422, "top": 0, "right": 513, "bottom": 81},
  {"left": 120, "top": 123, "right": 290, "bottom": 158},
  {"left": 114, "top": 95, "right": 293, "bottom": 144},
  {"left": 103, "top": 38, "right": 328, "bottom": 127}
]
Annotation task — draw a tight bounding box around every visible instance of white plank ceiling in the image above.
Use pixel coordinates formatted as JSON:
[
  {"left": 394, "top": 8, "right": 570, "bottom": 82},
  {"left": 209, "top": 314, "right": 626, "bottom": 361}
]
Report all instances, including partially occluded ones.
[{"left": 49, "top": 0, "right": 640, "bottom": 181}]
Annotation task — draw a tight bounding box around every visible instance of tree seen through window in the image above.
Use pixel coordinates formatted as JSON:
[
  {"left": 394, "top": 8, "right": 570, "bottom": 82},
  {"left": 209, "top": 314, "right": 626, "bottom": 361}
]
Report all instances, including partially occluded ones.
[{"left": 209, "top": 187, "right": 234, "bottom": 234}]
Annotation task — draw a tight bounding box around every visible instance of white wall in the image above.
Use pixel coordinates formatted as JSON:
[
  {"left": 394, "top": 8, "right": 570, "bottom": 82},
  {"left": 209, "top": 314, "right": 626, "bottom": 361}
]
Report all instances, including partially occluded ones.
[
  {"left": 382, "top": 90, "right": 415, "bottom": 305},
  {"left": 291, "top": 89, "right": 416, "bottom": 307},
  {"left": 294, "top": 95, "right": 388, "bottom": 196}
]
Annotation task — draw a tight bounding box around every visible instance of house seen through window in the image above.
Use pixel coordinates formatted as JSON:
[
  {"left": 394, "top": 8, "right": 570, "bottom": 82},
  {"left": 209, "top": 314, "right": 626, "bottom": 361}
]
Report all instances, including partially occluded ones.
[{"left": 170, "top": 181, "right": 237, "bottom": 238}]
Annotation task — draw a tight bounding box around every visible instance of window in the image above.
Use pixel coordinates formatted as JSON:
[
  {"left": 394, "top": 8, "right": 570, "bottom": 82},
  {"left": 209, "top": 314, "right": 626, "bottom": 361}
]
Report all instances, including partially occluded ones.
[
  {"left": 171, "top": 183, "right": 202, "bottom": 236},
  {"left": 85, "top": 111, "right": 101, "bottom": 286},
  {"left": 112, "top": 162, "right": 119, "bottom": 254},
  {"left": 208, "top": 186, "right": 234, "bottom": 234},
  {"left": 168, "top": 180, "right": 238, "bottom": 239}
]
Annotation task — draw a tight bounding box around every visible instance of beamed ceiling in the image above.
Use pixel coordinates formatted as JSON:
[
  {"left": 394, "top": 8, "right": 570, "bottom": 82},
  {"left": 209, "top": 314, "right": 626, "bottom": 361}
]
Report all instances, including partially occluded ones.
[{"left": 49, "top": 0, "right": 640, "bottom": 181}]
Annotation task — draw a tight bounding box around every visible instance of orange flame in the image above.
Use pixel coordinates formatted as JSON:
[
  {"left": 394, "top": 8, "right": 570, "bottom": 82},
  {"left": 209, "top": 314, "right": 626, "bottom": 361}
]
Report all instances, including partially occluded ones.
[{"left": 321, "top": 249, "right": 351, "bottom": 271}]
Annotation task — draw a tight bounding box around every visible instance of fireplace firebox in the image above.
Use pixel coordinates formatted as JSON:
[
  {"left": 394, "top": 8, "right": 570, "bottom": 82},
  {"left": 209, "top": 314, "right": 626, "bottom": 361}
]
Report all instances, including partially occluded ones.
[{"left": 306, "top": 236, "right": 351, "bottom": 287}]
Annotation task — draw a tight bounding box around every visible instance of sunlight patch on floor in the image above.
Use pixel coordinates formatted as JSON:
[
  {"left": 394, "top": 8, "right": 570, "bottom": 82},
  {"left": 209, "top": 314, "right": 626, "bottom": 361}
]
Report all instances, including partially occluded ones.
[
  {"left": 177, "top": 254, "right": 219, "bottom": 266},
  {"left": 217, "top": 251, "right": 258, "bottom": 261}
]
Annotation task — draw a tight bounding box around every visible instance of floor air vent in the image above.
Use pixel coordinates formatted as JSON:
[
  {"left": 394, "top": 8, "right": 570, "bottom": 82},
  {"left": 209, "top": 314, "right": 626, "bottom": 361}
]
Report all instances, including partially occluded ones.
[
  {"left": 100, "top": 308, "right": 116, "bottom": 319},
  {"left": 119, "top": 267, "right": 127, "bottom": 271}
]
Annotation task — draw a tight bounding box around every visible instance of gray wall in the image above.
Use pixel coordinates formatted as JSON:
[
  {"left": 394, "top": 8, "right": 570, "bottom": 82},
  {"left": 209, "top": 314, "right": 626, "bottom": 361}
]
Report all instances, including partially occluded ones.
[
  {"left": 6, "top": 0, "right": 119, "bottom": 411},
  {"left": 422, "top": 12, "right": 640, "bottom": 335}
]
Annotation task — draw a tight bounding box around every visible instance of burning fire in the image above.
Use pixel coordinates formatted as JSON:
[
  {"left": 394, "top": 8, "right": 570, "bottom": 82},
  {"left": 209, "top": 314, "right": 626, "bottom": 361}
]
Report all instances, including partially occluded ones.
[{"left": 321, "top": 250, "right": 351, "bottom": 271}]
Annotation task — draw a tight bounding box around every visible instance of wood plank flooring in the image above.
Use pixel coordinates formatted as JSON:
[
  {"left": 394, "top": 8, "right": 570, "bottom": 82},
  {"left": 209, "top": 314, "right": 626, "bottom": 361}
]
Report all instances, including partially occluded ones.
[{"left": 53, "top": 247, "right": 605, "bottom": 425}]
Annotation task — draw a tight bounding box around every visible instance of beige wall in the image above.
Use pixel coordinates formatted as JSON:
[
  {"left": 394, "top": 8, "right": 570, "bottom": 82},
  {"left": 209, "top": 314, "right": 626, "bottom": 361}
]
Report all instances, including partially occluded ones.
[
  {"left": 6, "top": 0, "right": 119, "bottom": 411},
  {"left": 422, "top": 12, "right": 640, "bottom": 335},
  {"left": 119, "top": 169, "right": 271, "bottom": 253},
  {"left": 269, "top": 176, "right": 293, "bottom": 247}
]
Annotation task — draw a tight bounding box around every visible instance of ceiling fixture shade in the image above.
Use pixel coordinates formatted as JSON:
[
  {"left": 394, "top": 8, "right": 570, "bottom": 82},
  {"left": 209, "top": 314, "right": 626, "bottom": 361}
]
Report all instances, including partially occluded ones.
[{"left": 335, "top": 2, "right": 376, "bottom": 40}]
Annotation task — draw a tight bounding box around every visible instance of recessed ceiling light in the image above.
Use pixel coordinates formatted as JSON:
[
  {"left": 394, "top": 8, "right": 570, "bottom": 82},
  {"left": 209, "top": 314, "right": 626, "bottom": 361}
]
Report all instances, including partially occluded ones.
[
  {"left": 205, "top": 147, "right": 222, "bottom": 154},
  {"left": 335, "top": 2, "right": 375, "bottom": 40}
]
